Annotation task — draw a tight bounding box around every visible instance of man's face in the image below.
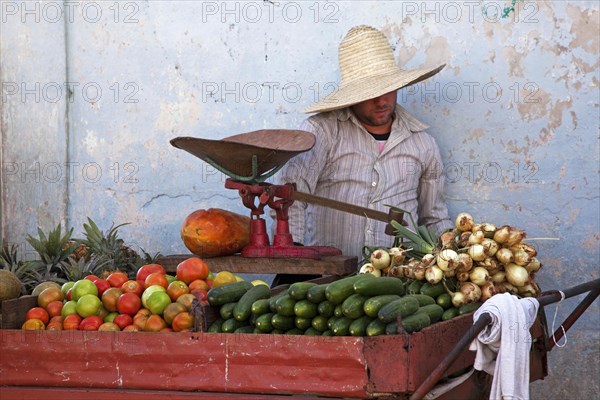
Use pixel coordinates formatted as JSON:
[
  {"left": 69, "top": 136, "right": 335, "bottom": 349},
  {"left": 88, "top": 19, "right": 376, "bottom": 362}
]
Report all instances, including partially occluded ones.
[{"left": 350, "top": 91, "right": 397, "bottom": 132}]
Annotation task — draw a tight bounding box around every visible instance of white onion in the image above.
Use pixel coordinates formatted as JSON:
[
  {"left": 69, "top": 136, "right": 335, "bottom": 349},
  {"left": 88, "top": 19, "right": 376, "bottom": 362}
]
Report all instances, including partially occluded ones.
[
  {"left": 437, "top": 249, "right": 459, "bottom": 271},
  {"left": 468, "top": 230, "right": 485, "bottom": 245},
  {"left": 496, "top": 281, "right": 518, "bottom": 295},
  {"left": 425, "top": 266, "right": 443, "bottom": 284},
  {"left": 413, "top": 266, "right": 426, "bottom": 281},
  {"left": 421, "top": 254, "right": 436, "bottom": 267},
  {"left": 457, "top": 232, "right": 472, "bottom": 248},
  {"left": 525, "top": 257, "right": 542, "bottom": 273},
  {"left": 459, "top": 282, "right": 482, "bottom": 303},
  {"left": 444, "top": 268, "right": 457, "bottom": 278},
  {"left": 505, "top": 228, "right": 526, "bottom": 247},
  {"left": 495, "top": 248, "right": 514, "bottom": 264},
  {"left": 359, "top": 263, "right": 381, "bottom": 277},
  {"left": 513, "top": 249, "right": 532, "bottom": 267},
  {"left": 469, "top": 266, "right": 490, "bottom": 286},
  {"left": 493, "top": 225, "right": 511, "bottom": 244},
  {"left": 455, "top": 212, "right": 474, "bottom": 232},
  {"left": 481, "top": 238, "right": 499, "bottom": 257},
  {"left": 468, "top": 244, "right": 486, "bottom": 261},
  {"left": 456, "top": 253, "right": 474, "bottom": 272},
  {"left": 481, "top": 223, "right": 497, "bottom": 238},
  {"left": 517, "top": 283, "right": 538, "bottom": 297},
  {"left": 439, "top": 231, "right": 458, "bottom": 250},
  {"left": 451, "top": 291, "right": 467, "bottom": 307},
  {"left": 456, "top": 271, "right": 470, "bottom": 282},
  {"left": 480, "top": 282, "right": 496, "bottom": 302},
  {"left": 370, "top": 249, "right": 391, "bottom": 270},
  {"left": 505, "top": 263, "right": 530, "bottom": 287},
  {"left": 491, "top": 271, "right": 506, "bottom": 283},
  {"left": 389, "top": 247, "right": 407, "bottom": 266}
]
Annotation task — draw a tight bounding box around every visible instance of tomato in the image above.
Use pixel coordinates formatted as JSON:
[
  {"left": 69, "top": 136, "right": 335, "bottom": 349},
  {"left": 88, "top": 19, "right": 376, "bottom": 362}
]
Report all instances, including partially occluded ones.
[
  {"left": 121, "top": 280, "right": 143, "bottom": 297},
  {"left": 61, "top": 281, "right": 75, "bottom": 296},
  {"left": 22, "top": 318, "right": 45, "bottom": 330},
  {"left": 143, "top": 314, "right": 167, "bottom": 332},
  {"left": 191, "top": 289, "right": 208, "bottom": 302},
  {"left": 104, "top": 312, "right": 118, "bottom": 323},
  {"left": 107, "top": 271, "right": 129, "bottom": 288},
  {"left": 79, "top": 315, "right": 103, "bottom": 330},
  {"left": 98, "top": 322, "right": 120, "bottom": 331},
  {"left": 176, "top": 293, "right": 195, "bottom": 311},
  {"left": 76, "top": 294, "right": 102, "bottom": 317},
  {"left": 85, "top": 275, "right": 99, "bottom": 281},
  {"left": 188, "top": 279, "right": 209, "bottom": 292},
  {"left": 176, "top": 257, "right": 209, "bottom": 284},
  {"left": 26, "top": 307, "right": 50, "bottom": 325},
  {"left": 93, "top": 278, "right": 111, "bottom": 297},
  {"left": 113, "top": 314, "right": 133, "bottom": 330},
  {"left": 145, "top": 291, "right": 171, "bottom": 315},
  {"left": 166, "top": 280, "right": 189, "bottom": 301},
  {"left": 61, "top": 300, "right": 78, "bottom": 317},
  {"left": 141, "top": 285, "right": 167, "bottom": 308},
  {"left": 163, "top": 302, "right": 187, "bottom": 326},
  {"left": 136, "top": 264, "right": 166, "bottom": 287},
  {"left": 46, "top": 321, "right": 63, "bottom": 331},
  {"left": 45, "top": 300, "right": 64, "bottom": 318},
  {"left": 117, "top": 292, "right": 142, "bottom": 316},
  {"left": 134, "top": 308, "right": 152, "bottom": 319},
  {"left": 123, "top": 324, "right": 140, "bottom": 332},
  {"left": 172, "top": 312, "right": 195, "bottom": 332},
  {"left": 37, "top": 287, "right": 64, "bottom": 309},
  {"left": 71, "top": 279, "right": 98, "bottom": 301},
  {"left": 144, "top": 272, "right": 169, "bottom": 289},
  {"left": 101, "top": 287, "right": 123, "bottom": 312},
  {"left": 160, "top": 327, "right": 174, "bottom": 332},
  {"left": 96, "top": 305, "right": 109, "bottom": 320},
  {"left": 63, "top": 314, "right": 82, "bottom": 330},
  {"left": 66, "top": 288, "right": 73, "bottom": 301},
  {"left": 133, "top": 313, "right": 150, "bottom": 330},
  {"left": 49, "top": 315, "right": 64, "bottom": 324}
]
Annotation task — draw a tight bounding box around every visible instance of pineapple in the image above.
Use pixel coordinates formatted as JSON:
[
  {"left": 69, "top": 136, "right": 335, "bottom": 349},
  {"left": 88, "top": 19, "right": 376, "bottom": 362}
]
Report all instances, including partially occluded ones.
[
  {"left": 26, "top": 224, "right": 78, "bottom": 285},
  {"left": 60, "top": 255, "right": 112, "bottom": 282},
  {"left": 0, "top": 242, "right": 40, "bottom": 296}
]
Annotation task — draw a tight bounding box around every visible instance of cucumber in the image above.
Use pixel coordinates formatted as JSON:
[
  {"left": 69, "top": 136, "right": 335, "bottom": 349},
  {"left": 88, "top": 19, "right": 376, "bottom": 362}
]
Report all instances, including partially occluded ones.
[
  {"left": 251, "top": 298, "right": 271, "bottom": 315},
  {"left": 233, "top": 284, "right": 272, "bottom": 321},
  {"left": 334, "top": 304, "right": 344, "bottom": 317},
  {"left": 221, "top": 318, "right": 247, "bottom": 333},
  {"left": 255, "top": 312, "right": 275, "bottom": 332},
  {"left": 326, "top": 274, "right": 372, "bottom": 304},
  {"left": 416, "top": 304, "right": 445, "bottom": 323},
  {"left": 363, "top": 295, "right": 401, "bottom": 318},
  {"left": 271, "top": 329, "right": 283, "bottom": 334},
  {"left": 269, "top": 290, "right": 288, "bottom": 313},
  {"left": 330, "top": 316, "right": 353, "bottom": 336},
  {"left": 295, "top": 316, "right": 313, "bottom": 331},
  {"left": 274, "top": 294, "right": 296, "bottom": 316},
  {"left": 436, "top": 293, "right": 453, "bottom": 310},
  {"left": 419, "top": 282, "right": 447, "bottom": 298},
  {"left": 366, "top": 319, "right": 387, "bottom": 337},
  {"left": 306, "top": 284, "right": 328, "bottom": 304},
  {"left": 288, "top": 282, "right": 317, "bottom": 300},
  {"left": 459, "top": 302, "right": 483, "bottom": 315},
  {"left": 317, "top": 300, "right": 336, "bottom": 317},
  {"left": 294, "top": 299, "right": 318, "bottom": 319},
  {"left": 378, "top": 296, "right": 420, "bottom": 323},
  {"left": 326, "top": 316, "right": 339, "bottom": 330},
  {"left": 219, "top": 302, "right": 237, "bottom": 320},
  {"left": 311, "top": 315, "right": 329, "bottom": 332},
  {"left": 285, "top": 328, "right": 305, "bottom": 335},
  {"left": 349, "top": 315, "right": 373, "bottom": 337},
  {"left": 234, "top": 325, "right": 255, "bottom": 334},
  {"left": 207, "top": 281, "right": 254, "bottom": 306},
  {"left": 207, "top": 318, "right": 224, "bottom": 333},
  {"left": 402, "top": 313, "right": 431, "bottom": 333},
  {"left": 406, "top": 280, "right": 424, "bottom": 295},
  {"left": 353, "top": 277, "right": 405, "bottom": 296},
  {"left": 304, "top": 327, "right": 322, "bottom": 336},
  {"left": 385, "top": 321, "right": 399, "bottom": 335},
  {"left": 271, "top": 313, "right": 295, "bottom": 330},
  {"left": 442, "top": 307, "right": 460, "bottom": 321},
  {"left": 406, "top": 294, "right": 436, "bottom": 306},
  {"left": 322, "top": 330, "right": 334, "bottom": 336},
  {"left": 341, "top": 293, "right": 368, "bottom": 319}
]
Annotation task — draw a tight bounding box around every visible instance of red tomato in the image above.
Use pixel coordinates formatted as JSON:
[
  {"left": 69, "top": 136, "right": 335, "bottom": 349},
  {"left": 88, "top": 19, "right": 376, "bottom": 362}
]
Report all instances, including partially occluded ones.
[
  {"left": 188, "top": 279, "right": 209, "bottom": 292},
  {"left": 136, "top": 264, "right": 166, "bottom": 286},
  {"left": 93, "top": 279, "right": 111, "bottom": 297},
  {"left": 176, "top": 257, "right": 209, "bottom": 284},
  {"left": 45, "top": 300, "right": 64, "bottom": 318},
  {"left": 63, "top": 314, "right": 82, "bottom": 330},
  {"left": 191, "top": 289, "right": 208, "bottom": 302},
  {"left": 117, "top": 292, "right": 142, "bottom": 316},
  {"left": 144, "top": 272, "right": 169, "bottom": 289},
  {"left": 98, "top": 322, "right": 120, "bottom": 331},
  {"left": 85, "top": 275, "right": 99, "bottom": 281},
  {"left": 26, "top": 307, "right": 50, "bottom": 325},
  {"left": 121, "top": 280, "right": 143, "bottom": 297},
  {"left": 166, "top": 281, "right": 189, "bottom": 301},
  {"left": 143, "top": 315, "right": 167, "bottom": 332},
  {"left": 113, "top": 314, "right": 133, "bottom": 330},
  {"left": 107, "top": 271, "right": 129, "bottom": 288},
  {"left": 101, "top": 287, "right": 123, "bottom": 312},
  {"left": 172, "top": 312, "right": 195, "bottom": 332},
  {"left": 37, "top": 287, "right": 64, "bottom": 309},
  {"left": 123, "top": 324, "right": 140, "bottom": 332},
  {"left": 46, "top": 321, "right": 63, "bottom": 331},
  {"left": 66, "top": 288, "right": 73, "bottom": 301},
  {"left": 79, "top": 315, "right": 103, "bottom": 331}
]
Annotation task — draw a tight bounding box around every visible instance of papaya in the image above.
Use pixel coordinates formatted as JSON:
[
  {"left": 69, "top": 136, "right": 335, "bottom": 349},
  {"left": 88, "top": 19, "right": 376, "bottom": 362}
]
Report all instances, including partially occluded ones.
[{"left": 181, "top": 208, "right": 251, "bottom": 258}]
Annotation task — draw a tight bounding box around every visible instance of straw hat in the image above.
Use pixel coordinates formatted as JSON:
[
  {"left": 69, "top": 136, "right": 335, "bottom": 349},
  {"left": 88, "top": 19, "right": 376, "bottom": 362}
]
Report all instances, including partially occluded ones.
[{"left": 303, "top": 25, "right": 445, "bottom": 114}]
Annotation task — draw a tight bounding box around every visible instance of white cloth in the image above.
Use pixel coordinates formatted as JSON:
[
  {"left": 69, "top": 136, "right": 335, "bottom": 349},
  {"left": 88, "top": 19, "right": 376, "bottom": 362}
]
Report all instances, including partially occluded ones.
[{"left": 468, "top": 293, "right": 540, "bottom": 400}]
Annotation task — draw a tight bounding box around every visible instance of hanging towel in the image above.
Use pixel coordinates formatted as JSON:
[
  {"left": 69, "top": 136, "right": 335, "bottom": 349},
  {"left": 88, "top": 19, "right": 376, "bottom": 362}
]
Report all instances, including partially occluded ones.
[{"left": 468, "top": 293, "right": 540, "bottom": 400}]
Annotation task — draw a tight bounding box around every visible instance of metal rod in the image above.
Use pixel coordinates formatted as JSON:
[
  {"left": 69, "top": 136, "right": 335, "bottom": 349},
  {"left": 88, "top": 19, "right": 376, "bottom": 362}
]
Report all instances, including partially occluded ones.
[
  {"left": 545, "top": 286, "right": 600, "bottom": 351},
  {"left": 409, "top": 278, "right": 600, "bottom": 400},
  {"left": 290, "top": 191, "right": 390, "bottom": 223}
]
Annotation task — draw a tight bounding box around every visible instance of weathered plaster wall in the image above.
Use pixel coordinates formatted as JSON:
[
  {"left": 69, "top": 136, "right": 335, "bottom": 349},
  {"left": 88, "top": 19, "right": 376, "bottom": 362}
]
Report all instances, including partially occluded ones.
[{"left": 1, "top": 1, "right": 598, "bottom": 398}]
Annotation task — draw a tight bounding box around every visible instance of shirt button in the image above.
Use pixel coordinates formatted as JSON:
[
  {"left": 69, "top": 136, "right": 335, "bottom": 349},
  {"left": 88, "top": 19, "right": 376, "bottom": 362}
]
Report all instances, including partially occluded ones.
[{"left": 371, "top": 182, "right": 377, "bottom": 187}]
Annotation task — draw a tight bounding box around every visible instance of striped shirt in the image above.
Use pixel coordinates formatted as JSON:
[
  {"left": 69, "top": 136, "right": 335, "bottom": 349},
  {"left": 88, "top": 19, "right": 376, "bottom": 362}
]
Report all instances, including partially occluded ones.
[{"left": 275, "top": 105, "right": 453, "bottom": 259}]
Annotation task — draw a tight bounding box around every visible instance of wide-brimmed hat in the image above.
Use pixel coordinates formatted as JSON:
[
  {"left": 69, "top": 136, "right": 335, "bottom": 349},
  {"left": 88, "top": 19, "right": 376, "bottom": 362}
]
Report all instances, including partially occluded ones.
[{"left": 304, "top": 25, "right": 445, "bottom": 114}]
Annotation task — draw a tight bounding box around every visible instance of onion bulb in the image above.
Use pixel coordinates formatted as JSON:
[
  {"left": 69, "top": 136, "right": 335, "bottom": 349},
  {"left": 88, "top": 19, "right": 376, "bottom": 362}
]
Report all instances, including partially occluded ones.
[
  {"left": 525, "top": 257, "right": 542, "bottom": 273},
  {"left": 480, "top": 282, "right": 497, "bottom": 302},
  {"left": 444, "top": 268, "right": 457, "bottom": 278},
  {"left": 425, "top": 265, "right": 444, "bottom": 284},
  {"left": 517, "top": 283, "right": 539, "bottom": 297},
  {"left": 468, "top": 244, "right": 486, "bottom": 261},
  {"left": 456, "top": 253, "right": 474, "bottom": 272},
  {"left": 456, "top": 271, "right": 470, "bottom": 282},
  {"left": 495, "top": 248, "right": 514, "bottom": 264},
  {"left": 455, "top": 212, "right": 474, "bottom": 232},
  {"left": 370, "top": 249, "right": 391, "bottom": 270},
  {"left": 468, "top": 230, "right": 485, "bottom": 245},
  {"left": 457, "top": 231, "right": 472, "bottom": 248},
  {"left": 459, "top": 282, "right": 482, "bottom": 303},
  {"left": 469, "top": 266, "right": 490, "bottom": 286},
  {"left": 513, "top": 249, "right": 532, "bottom": 267},
  {"left": 481, "top": 223, "right": 497, "bottom": 238},
  {"left": 437, "top": 249, "right": 459, "bottom": 271},
  {"left": 389, "top": 247, "right": 407, "bottom": 266},
  {"left": 496, "top": 281, "right": 518, "bottom": 295},
  {"left": 481, "top": 238, "right": 499, "bottom": 257},
  {"left": 493, "top": 225, "right": 511, "bottom": 244},
  {"left": 491, "top": 271, "right": 506, "bottom": 283},
  {"left": 359, "top": 263, "right": 381, "bottom": 277},
  {"left": 413, "top": 266, "right": 426, "bottom": 281},
  {"left": 505, "top": 228, "right": 527, "bottom": 247},
  {"left": 421, "top": 254, "right": 436, "bottom": 267},
  {"left": 439, "top": 230, "right": 458, "bottom": 250},
  {"left": 505, "top": 263, "right": 530, "bottom": 287},
  {"left": 451, "top": 291, "right": 467, "bottom": 307}
]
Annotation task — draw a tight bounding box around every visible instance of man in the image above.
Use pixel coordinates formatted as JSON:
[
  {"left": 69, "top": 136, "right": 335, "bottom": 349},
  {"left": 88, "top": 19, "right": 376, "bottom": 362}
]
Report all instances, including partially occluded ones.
[{"left": 273, "top": 25, "right": 453, "bottom": 281}]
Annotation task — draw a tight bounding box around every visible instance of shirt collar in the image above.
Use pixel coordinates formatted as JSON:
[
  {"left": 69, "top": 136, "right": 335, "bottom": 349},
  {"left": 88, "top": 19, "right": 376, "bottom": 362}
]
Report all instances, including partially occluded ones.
[{"left": 335, "top": 105, "right": 429, "bottom": 133}]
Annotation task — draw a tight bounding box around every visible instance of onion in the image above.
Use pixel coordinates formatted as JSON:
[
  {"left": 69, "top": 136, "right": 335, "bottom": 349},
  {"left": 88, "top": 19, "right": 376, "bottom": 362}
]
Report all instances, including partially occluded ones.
[
  {"left": 481, "top": 238, "right": 499, "bottom": 257},
  {"left": 457, "top": 232, "right": 472, "bottom": 248},
  {"left": 421, "top": 253, "right": 436, "bottom": 267},
  {"left": 505, "top": 263, "right": 530, "bottom": 287},
  {"left": 468, "top": 230, "right": 485, "bottom": 245},
  {"left": 505, "top": 228, "right": 526, "bottom": 247},
  {"left": 437, "top": 249, "right": 459, "bottom": 271},
  {"left": 370, "top": 249, "right": 391, "bottom": 270},
  {"left": 389, "top": 247, "right": 407, "bottom": 266},
  {"left": 496, "top": 281, "right": 518, "bottom": 295},
  {"left": 459, "top": 282, "right": 482, "bottom": 303},
  {"left": 469, "top": 266, "right": 490, "bottom": 286},
  {"left": 388, "top": 265, "right": 403, "bottom": 278},
  {"left": 495, "top": 248, "right": 514, "bottom": 264},
  {"left": 513, "top": 249, "right": 532, "bottom": 267},
  {"left": 439, "top": 230, "right": 458, "bottom": 250},
  {"left": 425, "top": 266, "right": 444, "bottom": 284},
  {"left": 456, "top": 253, "right": 474, "bottom": 272},
  {"left": 517, "top": 283, "right": 539, "bottom": 297},
  {"left": 525, "top": 257, "right": 542, "bottom": 273},
  {"left": 493, "top": 225, "right": 511, "bottom": 244},
  {"left": 468, "top": 244, "right": 486, "bottom": 261},
  {"left": 456, "top": 271, "right": 470, "bottom": 282},
  {"left": 444, "top": 268, "right": 457, "bottom": 278},
  {"left": 359, "top": 263, "right": 381, "bottom": 277},
  {"left": 480, "top": 282, "right": 496, "bottom": 302},
  {"left": 451, "top": 291, "right": 467, "bottom": 307},
  {"left": 413, "top": 266, "right": 426, "bottom": 281},
  {"left": 509, "top": 242, "right": 537, "bottom": 258},
  {"left": 491, "top": 271, "right": 506, "bottom": 283},
  {"left": 455, "top": 212, "right": 474, "bottom": 232},
  {"left": 481, "top": 223, "right": 497, "bottom": 238}
]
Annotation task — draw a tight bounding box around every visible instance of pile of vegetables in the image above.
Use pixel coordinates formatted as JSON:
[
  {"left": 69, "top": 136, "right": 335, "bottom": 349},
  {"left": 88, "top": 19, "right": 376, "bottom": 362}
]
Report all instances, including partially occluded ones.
[{"left": 360, "top": 212, "right": 543, "bottom": 308}]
